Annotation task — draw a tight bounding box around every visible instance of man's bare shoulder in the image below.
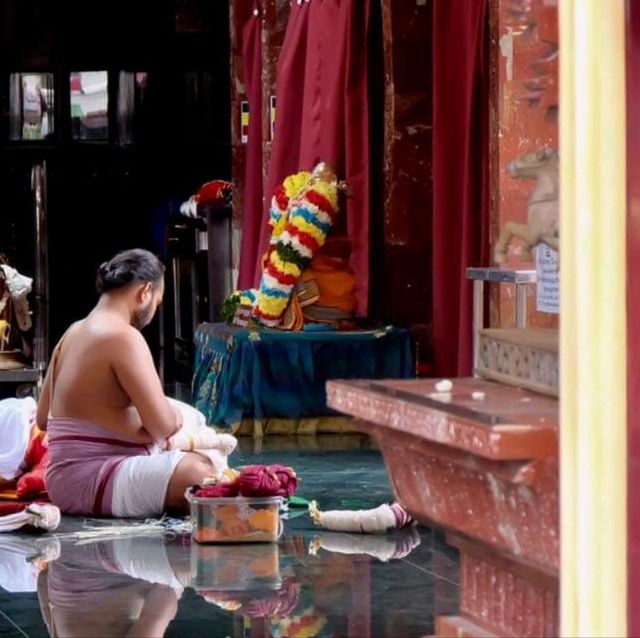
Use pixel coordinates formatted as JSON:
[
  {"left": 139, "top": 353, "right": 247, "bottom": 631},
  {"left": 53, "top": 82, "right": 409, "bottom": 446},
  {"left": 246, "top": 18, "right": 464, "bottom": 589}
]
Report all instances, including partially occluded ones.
[{"left": 78, "top": 317, "right": 146, "bottom": 353}]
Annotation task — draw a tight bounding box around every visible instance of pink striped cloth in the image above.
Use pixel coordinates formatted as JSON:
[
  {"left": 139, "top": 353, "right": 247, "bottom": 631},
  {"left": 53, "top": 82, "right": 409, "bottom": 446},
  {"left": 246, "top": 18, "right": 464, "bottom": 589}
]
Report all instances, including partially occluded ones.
[{"left": 45, "top": 418, "right": 151, "bottom": 517}]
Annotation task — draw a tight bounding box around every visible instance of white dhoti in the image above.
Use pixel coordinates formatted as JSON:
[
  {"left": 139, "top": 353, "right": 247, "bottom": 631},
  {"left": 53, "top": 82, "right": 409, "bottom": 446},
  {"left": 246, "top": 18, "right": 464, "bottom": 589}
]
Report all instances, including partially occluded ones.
[{"left": 111, "top": 399, "right": 235, "bottom": 518}]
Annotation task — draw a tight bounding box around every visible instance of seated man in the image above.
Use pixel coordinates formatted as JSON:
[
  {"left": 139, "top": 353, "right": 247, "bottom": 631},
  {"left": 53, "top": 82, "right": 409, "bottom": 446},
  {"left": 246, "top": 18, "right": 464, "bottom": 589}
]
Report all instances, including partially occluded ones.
[{"left": 37, "top": 248, "right": 215, "bottom": 518}]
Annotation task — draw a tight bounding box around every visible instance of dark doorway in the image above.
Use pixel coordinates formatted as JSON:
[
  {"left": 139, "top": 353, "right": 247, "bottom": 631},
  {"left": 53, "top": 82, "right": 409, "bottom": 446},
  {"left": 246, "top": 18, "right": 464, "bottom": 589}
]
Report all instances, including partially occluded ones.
[{"left": 0, "top": 0, "right": 231, "bottom": 383}]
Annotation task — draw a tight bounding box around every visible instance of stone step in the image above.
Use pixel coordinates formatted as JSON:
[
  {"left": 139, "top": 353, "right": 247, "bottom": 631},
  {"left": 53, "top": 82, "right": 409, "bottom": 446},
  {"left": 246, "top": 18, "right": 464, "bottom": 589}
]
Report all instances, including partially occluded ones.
[{"left": 476, "top": 328, "right": 559, "bottom": 397}]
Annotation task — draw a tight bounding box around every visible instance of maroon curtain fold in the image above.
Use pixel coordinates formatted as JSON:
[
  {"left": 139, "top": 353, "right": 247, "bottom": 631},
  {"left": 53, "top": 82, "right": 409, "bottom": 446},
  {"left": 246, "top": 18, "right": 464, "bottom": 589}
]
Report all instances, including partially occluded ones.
[
  {"left": 255, "top": 0, "right": 371, "bottom": 316},
  {"left": 626, "top": 1, "right": 640, "bottom": 634},
  {"left": 432, "top": 0, "right": 490, "bottom": 376},
  {"left": 256, "top": 3, "right": 310, "bottom": 263},
  {"left": 237, "top": 7, "right": 265, "bottom": 290}
]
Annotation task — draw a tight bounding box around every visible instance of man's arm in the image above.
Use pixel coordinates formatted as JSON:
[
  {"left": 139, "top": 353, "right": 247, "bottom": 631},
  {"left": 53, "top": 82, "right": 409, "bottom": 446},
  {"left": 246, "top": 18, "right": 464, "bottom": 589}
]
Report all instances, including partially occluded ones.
[
  {"left": 35, "top": 369, "right": 51, "bottom": 430},
  {"left": 111, "top": 328, "right": 181, "bottom": 444},
  {"left": 35, "top": 341, "right": 63, "bottom": 430}
]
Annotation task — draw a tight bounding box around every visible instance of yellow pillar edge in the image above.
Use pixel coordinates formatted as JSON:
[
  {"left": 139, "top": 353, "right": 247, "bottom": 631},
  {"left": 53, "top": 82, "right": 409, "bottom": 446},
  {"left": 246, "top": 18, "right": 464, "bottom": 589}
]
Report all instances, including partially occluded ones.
[{"left": 559, "top": 0, "right": 627, "bottom": 636}]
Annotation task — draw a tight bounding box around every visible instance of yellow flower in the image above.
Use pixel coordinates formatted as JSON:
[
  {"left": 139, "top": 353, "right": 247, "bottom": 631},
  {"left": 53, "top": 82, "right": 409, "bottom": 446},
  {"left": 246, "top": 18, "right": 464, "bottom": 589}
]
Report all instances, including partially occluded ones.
[
  {"left": 310, "top": 182, "right": 338, "bottom": 210},
  {"left": 270, "top": 214, "right": 289, "bottom": 240},
  {"left": 284, "top": 171, "right": 312, "bottom": 198},
  {"left": 258, "top": 295, "right": 289, "bottom": 315},
  {"left": 291, "top": 615, "right": 327, "bottom": 637},
  {"left": 290, "top": 216, "right": 326, "bottom": 244},
  {"left": 271, "top": 252, "right": 302, "bottom": 277}
]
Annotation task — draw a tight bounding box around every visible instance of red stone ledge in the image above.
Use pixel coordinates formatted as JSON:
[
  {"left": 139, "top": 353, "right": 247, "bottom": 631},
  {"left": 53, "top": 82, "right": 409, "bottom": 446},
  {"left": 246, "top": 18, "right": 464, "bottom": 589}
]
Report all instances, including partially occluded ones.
[{"left": 326, "top": 378, "right": 558, "bottom": 461}]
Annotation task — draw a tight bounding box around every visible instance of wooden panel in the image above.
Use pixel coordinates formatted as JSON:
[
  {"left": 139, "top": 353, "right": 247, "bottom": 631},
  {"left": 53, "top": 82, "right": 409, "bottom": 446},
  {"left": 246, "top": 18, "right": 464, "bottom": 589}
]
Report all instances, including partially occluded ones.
[{"left": 377, "top": 0, "right": 433, "bottom": 372}]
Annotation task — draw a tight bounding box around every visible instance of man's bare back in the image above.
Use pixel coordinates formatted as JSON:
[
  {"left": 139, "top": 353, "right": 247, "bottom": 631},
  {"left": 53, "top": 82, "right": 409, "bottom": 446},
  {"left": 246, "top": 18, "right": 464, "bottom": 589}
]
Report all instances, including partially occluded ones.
[
  {"left": 36, "top": 253, "right": 180, "bottom": 445},
  {"left": 38, "top": 313, "right": 157, "bottom": 444}
]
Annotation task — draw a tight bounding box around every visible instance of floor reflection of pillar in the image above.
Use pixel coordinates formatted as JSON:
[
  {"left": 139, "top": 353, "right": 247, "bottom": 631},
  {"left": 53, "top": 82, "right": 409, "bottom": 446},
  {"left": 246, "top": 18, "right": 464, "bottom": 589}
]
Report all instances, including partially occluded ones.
[
  {"left": 435, "top": 535, "right": 558, "bottom": 638},
  {"left": 348, "top": 556, "right": 372, "bottom": 638}
]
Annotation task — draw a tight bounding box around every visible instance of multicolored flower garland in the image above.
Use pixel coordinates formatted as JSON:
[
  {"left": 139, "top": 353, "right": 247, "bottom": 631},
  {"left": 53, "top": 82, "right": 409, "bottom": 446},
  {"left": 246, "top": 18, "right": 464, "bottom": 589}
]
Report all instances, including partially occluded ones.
[
  {"left": 269, "top": 171, "right": 313, "bottom": 244},
  {"left": 252, "top": 165, "right": 339, "bottom": 326},
  {"left": 224, "top": 163, "right": 341, "bottom": 329}
]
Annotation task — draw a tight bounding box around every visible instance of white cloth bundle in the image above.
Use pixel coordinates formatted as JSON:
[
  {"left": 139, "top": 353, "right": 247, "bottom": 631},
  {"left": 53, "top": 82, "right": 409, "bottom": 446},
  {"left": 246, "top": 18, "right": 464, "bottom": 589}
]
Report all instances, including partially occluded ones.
[
  {"left": 309, "top": 501, "right": 415, "bottom": 534},
  {"left": 0, "top": 290, "right": 9, "bottom": 316},
  {"left": 180, "top": 197, "right": 198, "bottom": 218},
  {"left": 0, "top": 503, "right": 60, "bottom": 534},
  {"left": 0, "top": 264, "right": 33, "bottom": 331},
  {"left": 0, "top": 396, "right": 37, "bottom": 481},
  {"left": 166, "top": 399, "right": 237, "bottom": 479},
  {"left": 0, "top": 265, "right": 32, "bottom": 299},
  {"left": 167, "top": 399, "right": 237, "bottom": 456}
]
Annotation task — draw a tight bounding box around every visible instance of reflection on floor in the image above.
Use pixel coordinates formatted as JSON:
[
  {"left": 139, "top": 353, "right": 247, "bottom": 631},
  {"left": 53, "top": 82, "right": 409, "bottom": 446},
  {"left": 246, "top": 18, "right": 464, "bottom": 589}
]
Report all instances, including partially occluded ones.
[{"left": 0, "top": 436, "right": 459, "bottom": 638}]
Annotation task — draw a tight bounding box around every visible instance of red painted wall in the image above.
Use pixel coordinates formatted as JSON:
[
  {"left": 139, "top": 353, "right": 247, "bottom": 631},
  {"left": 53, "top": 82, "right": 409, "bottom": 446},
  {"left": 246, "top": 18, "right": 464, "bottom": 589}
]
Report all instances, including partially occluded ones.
[{"left": 491, "top": 0, "right": 559, "bottom": 329}]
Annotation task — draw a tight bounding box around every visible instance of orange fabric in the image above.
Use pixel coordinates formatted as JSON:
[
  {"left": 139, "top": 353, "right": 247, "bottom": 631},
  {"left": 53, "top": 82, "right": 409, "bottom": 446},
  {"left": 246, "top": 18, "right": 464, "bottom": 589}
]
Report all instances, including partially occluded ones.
[
  {"left": 304, "top": 254, "right": 357, "bottom": 314},
  {"left": 0, "top": 483, "right": 18, "bottom": 500}
]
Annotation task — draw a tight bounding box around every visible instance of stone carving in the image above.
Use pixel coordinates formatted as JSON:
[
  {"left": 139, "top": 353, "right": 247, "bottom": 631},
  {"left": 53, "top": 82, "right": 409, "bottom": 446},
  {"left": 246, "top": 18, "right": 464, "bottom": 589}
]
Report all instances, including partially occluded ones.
[
  {"left": 494, "top": 148, "right": 559, "bottom": 263},
  {"left": 477, "top": 331, "right": 559, "bottom": 397}
]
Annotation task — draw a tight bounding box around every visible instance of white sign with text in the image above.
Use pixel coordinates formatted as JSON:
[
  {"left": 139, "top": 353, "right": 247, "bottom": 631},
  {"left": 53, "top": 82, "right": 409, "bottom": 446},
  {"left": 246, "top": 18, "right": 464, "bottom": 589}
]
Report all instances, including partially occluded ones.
[{"left": 536, "top": 244, "right": 560, "bottom": 314}]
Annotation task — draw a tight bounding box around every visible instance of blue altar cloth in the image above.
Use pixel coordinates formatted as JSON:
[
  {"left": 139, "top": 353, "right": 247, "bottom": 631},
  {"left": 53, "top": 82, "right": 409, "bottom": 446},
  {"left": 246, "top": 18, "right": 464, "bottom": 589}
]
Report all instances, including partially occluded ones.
[{"left": 192, "top": 323, "right": 413, "bottom": 428}]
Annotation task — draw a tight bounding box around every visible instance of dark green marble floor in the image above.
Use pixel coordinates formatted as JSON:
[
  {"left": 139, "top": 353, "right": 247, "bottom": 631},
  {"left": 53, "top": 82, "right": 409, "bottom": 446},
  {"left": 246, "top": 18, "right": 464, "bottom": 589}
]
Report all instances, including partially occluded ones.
[{"left": 0, "top": 436, "right": 459, "bottom": 638}]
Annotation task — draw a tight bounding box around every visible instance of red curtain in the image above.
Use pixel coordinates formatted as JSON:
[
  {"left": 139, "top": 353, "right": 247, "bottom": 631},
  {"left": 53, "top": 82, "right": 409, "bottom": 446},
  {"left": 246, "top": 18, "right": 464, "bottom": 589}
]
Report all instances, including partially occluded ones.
[
  {"left": 254, "top": 0, "right": 372, "bottom": 316},
  {"left": 626, "top": 0, "right": 640, "bottom": 633},
  {"left": 432, "top": 0, "right": 490, "bottom": 376},
  {"left": 237, "top": 7, "right": 265, "bottom": 290}
]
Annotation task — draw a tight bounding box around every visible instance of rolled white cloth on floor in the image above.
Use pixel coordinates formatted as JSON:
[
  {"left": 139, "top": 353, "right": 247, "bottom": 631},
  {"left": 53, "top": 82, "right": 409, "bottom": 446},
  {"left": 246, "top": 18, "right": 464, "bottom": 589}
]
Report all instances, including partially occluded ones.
[{"left": 309, "top": 501, "right": 415, "bottom": 534}]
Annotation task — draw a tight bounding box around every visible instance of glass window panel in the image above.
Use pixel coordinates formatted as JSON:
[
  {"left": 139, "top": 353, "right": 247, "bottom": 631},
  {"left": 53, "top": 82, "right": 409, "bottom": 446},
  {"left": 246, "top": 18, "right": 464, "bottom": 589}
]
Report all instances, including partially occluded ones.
[
  {"left": 116, "top": 71, "right": 151, "bottom": 146},
  {"left": 9, "top": 73, "right": 55, "bottom": 141},
  {"left": 70, "top": 71, "right": 109, "bottom": 141}
]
